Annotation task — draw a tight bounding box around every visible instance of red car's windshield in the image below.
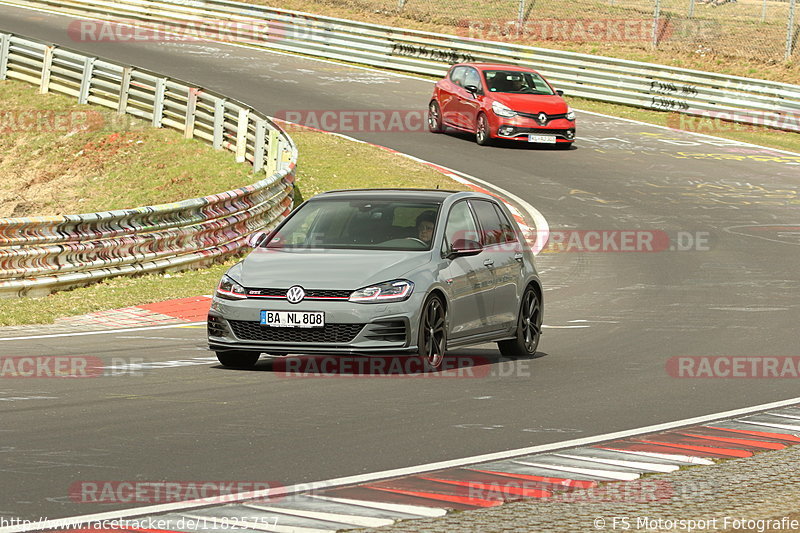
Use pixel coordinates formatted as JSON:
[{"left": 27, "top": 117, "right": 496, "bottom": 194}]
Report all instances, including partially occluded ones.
[{"left": 483, "top": 70, "right": 555, "bottom": 95}]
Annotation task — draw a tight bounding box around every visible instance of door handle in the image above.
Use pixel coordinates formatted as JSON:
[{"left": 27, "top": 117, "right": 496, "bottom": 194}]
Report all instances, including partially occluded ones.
[
  {"left": 514, "top": 253, "right": 524, "bottom": 262},
  {"left": 483, "top": 259, "right": 494, "bottom": 267}
]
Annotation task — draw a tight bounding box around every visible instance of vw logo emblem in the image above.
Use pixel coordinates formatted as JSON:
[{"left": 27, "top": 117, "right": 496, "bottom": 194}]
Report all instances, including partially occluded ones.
[
  {"left": 537, "top": 112, "right": 548, "bottom": 125},
  {"left": 286, "top": 285, "right": 305, "bottom": 304}
]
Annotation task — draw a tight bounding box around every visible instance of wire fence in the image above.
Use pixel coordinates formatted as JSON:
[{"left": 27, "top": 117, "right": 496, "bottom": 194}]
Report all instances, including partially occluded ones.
[{"left": 302, "top": 0, "right": 799, "bottom": 61}]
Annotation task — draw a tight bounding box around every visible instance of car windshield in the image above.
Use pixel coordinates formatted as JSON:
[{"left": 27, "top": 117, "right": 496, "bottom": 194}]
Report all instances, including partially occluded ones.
[
  {"left": 484, "top": 70, "right": 555, "bottom": 95},
  {"left": 264, "top": 198, "right": 442, "bottom": 251}
]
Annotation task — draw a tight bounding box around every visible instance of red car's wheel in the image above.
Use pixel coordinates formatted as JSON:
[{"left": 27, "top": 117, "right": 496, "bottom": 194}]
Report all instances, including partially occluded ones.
[
  {"left": 428, "top": 101, "right": 443, "bottom": 133},
  {"left": 476, "top": 113, "right": 492, "bottom": 146}
]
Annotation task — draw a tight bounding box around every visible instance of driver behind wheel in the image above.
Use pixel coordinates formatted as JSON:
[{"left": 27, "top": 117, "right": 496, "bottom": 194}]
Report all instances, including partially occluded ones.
[{"left": 415, "top": 210, "right": 437, "bottom": 244}]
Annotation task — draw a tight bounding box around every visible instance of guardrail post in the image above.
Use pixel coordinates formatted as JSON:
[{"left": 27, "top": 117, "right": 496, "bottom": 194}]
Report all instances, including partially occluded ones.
[
  {"left": 651, "top": 0, "right": 661, "bottom": 49},
  {"left": 787, "top": 0, "right": 797, "bottom": 61},
  {"left": 266, "top": 129, "right": 279, "bottom": 175},
  {"left": 39, "top": 45, "right": 54, "bottom": 94},
  {"left": 213, "top": 98, "right": 225, "bottom": 149},
  {"left": 184, "top": 87, "right": 198, "bottom": 139},
  {"left": 253, "top": 120, "right": 266, "bottom": 173},
  {"left": 118, "top": 67, "right": 131, "bottom": 114},
  {"left": 235, "top": 108, "right": 249, "bottom": 163},
  {"left": 152, "top": 77, "right": 166, "bottom": 127},
  {"left": 78, "top": 56, "right": 95, "bottom": 104},
  {"left": 1, "top": 34, "right": 11, "bottom": 81}
]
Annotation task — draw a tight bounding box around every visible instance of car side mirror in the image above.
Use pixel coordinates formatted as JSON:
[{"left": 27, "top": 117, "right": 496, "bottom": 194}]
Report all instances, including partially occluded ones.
[
  {"left": 464, "top": 85, "right": 480, "bottom": 96},
  {"left": 556, "top": 89, "right": 564, "bottom": 97},
  {"left": 248, "top": 230, "right": 272, "bottom": 248},
  {"left": 448, "top": 238, "right": 482, "bottom": 258}
]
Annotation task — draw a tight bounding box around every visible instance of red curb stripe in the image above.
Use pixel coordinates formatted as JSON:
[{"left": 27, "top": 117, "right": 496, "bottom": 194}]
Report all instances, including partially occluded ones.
[
  {"left": 636, "top": 440, "right": 752, "bottom": 458},
  {"left": 705, "top": 426, "right": 800, "bottom": 443},
  {"left": 367, "top": 485, "right": 503, "bottom": 508},
  {"left": 320, "top": 486, "right": 474, "bottom": 509},
  {"left": 640, "top": 432, "right": 767, "bottom": 451},
  {"left": 677, "top": 432, "right": 786, "bottom": 450},
  {"left": 418, "top": 476, "right": 552, "bottom": 498},
  {"left": 468, "top": 469, "right": 598, "bottom": 489}
]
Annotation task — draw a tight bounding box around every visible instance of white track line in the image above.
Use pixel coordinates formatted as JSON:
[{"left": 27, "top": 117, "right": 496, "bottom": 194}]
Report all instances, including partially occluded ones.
[
  {"left": 0, "top": 322, "right": 205, "bottom": 341},
  {"left": 4, "top": 396, "right": 799, "bottom": 533},
  {"left": 552, "top": 453, "right": 680, "bottom": 473}
]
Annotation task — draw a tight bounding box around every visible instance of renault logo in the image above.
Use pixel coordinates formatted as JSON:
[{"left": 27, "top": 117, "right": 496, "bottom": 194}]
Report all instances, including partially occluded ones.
[
  {"left": 286, "top": 285, "right": 305, "bottom": 304},
  {"left": 537, "top": 112, "right": 548, "bottom": 125}
]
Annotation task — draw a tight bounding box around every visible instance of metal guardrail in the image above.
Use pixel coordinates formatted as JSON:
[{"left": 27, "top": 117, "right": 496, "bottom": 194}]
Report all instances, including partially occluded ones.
[
  {"left": 1, "top": 0, "right": 798, "bottom": 132},
  {"left": 0, "top": 32, "right": 297, "bottom": 298}
]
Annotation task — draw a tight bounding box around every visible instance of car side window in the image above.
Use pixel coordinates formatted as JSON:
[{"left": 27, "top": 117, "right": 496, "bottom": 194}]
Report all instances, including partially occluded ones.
[
  {"left": 449, "top": 66, "right": 467, "bottom": 88},
  {"left": 493, "top": 203, "right": 518, "bottom": 243},
  {"left": 444, "top": 201, "right": 480, "bottom": 251},
  {"left": 470, "top": 200, "right": 506, "bottom": 246},
  {"left": 463, "top": 68, "right": 482, "bottom": 91}
]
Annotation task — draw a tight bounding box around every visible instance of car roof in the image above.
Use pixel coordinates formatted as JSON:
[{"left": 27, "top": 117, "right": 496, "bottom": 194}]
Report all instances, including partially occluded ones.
[
  {"left": 313, "top": 188, "right": 467, "bottom": 202},
  {"left": 453, "top": 63, "right": 538, "bottom": 73}
]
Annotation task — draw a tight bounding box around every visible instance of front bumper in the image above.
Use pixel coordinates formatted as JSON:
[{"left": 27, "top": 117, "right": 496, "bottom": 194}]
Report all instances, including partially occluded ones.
[
  {"left": 490, "top": 116, "right": 576, "bottom": 142},
  {"left": 207, "top": 295, "right": 422, "bottom": 355}
]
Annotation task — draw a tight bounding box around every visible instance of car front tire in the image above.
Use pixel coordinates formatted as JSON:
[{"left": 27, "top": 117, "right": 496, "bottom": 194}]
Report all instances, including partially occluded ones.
[
  {"left": 428, "top": 101, "right": 443, "bottom": 133},
  {"left": 498, "top": 287, "right": 542, "bottom": 358},
  {"left": 417, "top": 294, "right": 447, "bottom": 370},
  {"left": 476, "top": 113, "right": 492, "bottom": 146},
  {"left": 216, "top": 350, "right": 260, "bottom": 368}
]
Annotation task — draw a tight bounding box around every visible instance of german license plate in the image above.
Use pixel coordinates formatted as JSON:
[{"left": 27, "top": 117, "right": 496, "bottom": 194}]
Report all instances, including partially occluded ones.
[
  {"left": 528, "top": 135, "right": 557, "bottom": 143},
  {"left": 260, "top": 311, "right": 325, "bottom": 328}
]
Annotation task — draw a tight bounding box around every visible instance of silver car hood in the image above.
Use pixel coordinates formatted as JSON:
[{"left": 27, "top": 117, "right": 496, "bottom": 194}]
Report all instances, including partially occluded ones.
[{"left": 237, "top": 247, "right": 432, "bottom": 289}]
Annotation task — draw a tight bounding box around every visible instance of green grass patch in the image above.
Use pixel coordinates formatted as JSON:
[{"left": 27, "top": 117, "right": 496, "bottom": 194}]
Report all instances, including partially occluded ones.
[{"left": 0, "top": 80, "right": 256, "bottom": 218}]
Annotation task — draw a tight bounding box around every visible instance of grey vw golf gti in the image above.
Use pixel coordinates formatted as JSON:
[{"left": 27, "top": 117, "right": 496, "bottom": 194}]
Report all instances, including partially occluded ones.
[{"left": 208, "top": 189, "right": 543, "bottom": 369}]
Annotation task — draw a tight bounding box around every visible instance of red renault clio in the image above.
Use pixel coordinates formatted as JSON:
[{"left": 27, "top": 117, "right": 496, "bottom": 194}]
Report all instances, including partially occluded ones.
[{"left": 428, "top": 62, "right": 576, "bottom": 147}]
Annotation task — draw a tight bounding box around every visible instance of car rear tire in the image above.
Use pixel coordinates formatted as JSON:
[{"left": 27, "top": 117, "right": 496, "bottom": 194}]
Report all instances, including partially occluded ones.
[
  {"left": 216, "top": 351, "right": 260, "bottom": 368},
  {"left": 428, "top": 101, "right": 443, "bottom": 133},
  {"left": 498, "top": 287, "right": 542, "bottom": 358},
  {"left": 476, "top": 113, "right": 492, "bottom": 146},
  {"left": 418, "top": 294, "right": 447, "bottom": 370}
]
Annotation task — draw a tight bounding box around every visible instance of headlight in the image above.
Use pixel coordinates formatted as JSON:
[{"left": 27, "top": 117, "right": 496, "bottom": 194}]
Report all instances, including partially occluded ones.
[
  {"left": 566, "top": 109, "right": 576, "bottom": 121},
  {"left": 349, "top": 280, "right": 414, "bottom": 303},
  {"left": 492, "top": 101, "right": 516, "bottom": 118},
  {"left": 216, "top": 275, "right": 247, "bottom": 300}
]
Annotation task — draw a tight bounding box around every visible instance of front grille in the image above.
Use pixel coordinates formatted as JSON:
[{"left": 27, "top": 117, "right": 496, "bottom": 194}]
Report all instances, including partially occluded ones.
[
  {"left": 245, "top": 288, "right": 352, "bottom": 299},
  {"left": 363, "top": 320, "right": 408, "bottom": 343},
  {"left": 516, "top": 111, "right": 569, "bottom": 124},
  {"left": 229, "top": 320, "right": 364, "bottom": 343}
]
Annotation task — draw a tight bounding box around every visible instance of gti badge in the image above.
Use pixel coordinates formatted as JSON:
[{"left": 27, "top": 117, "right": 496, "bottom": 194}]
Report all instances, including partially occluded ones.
[
  {"left": 286, "top": 285, "right": 305, "bottom": 303},
  {"left": 537, "top": 112, "right": 548, "bottom": 125}
]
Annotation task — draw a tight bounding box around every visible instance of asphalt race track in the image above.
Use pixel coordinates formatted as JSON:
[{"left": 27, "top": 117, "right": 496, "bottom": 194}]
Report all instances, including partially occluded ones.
[{"left": 1, "top": 5, "right": 799, "bottom": 523}]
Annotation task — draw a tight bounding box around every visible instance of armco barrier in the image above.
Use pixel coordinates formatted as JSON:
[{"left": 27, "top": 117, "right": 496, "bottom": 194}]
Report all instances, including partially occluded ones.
[
  {"left": 0, "top": 32, "right": 297, "bottom": 298},
  {"left": 1, "top": 0, "right": 798, "bottom": 132}
]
